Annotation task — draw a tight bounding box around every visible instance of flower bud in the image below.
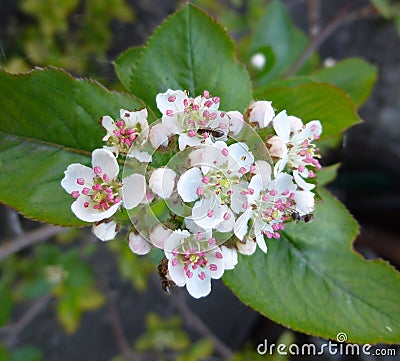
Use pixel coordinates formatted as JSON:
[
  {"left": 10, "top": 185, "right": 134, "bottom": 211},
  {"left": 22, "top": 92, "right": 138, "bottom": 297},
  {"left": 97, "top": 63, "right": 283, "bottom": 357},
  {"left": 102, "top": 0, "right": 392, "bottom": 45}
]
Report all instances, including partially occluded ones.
[
  {"left": 267, "top": 135, "right": 287, "bottom": 158},
  {"left": 245, "top": 101, "right": 275, "bottom": 129}
]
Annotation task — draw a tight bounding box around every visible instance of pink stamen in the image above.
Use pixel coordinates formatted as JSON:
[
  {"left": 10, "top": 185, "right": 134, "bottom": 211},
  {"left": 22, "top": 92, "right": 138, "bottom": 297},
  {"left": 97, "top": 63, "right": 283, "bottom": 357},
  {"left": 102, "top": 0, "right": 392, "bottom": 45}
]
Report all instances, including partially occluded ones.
[
  {"left": 188, "top": 130, "right": 196, "bottom": 137},
  {"left": 204, "top": 100, "right": 213, "bottom": 108},
  {"left": 242, "top": 202, "right": 249, "bottom": 209},
  {"left": 114, "top": 197, "right": 121, "bottom": 204},
  {"left": 196, "top": 186, "right": 204, "bottom": 196},
  {"left": 203, "top": 90, "right": 210, "bottom": 98},
  {"left": 198, "top": 272, "right": 206, "bottom": 280},
  {"left": 92, "top": 184, "right": 102, "bottom": 191},
  {"left": 166, "top": 109, "right": 174, "bottom": 117},
  {"left": 76, "top": 178, "right": 85, "bottom": 185},
  {"left": 238, "top": 167, "right": 247, "bottom": 174},
  {"left": 172, "top": 258, "right": 178, "bottom": 267},
  {"left": 265, "top": 231, "right": 273, "bottom": 239},
  {"left": 281, "top": 189, "right": 289, "bottom": 196},
  {"left": 221, "top": 148, "right": 229, "bottom": 157},
  {"left": 203, "top": 110, "right": 210, "bottom": 118},
  {"left": 208, "top": 237, "right": 216, "bottom": 246},
  {"left": 207, "top": 209, "right": 215, "bottom": 218},
  {"left": 103, "top": 174, "right": 109, "bottom": 182},
  {"left": 202, "top": 176, "right": 210, "bottom": 184},
  {"left": 269, "top": 189, "right": 278, "bottom": 196},
  {"left": 116, "top": 120, "right": 124, "bottom": 127},
  {"left": 212, "top": 96, "right": 220, "bottom": 104},
  {"left": 223, "top": 212, "right": 231, "bottom": 221},
  {"left": 82, "top": 187, "right": 90, "bottom": 195},
  {"left": 209, "top": 112, "right": 217, "bottom": 120},
  {"left": 250, "top": 165, "right": 256, "bottom": 174},
  {"left": 84, "top": 201, "right": 89, "bottom": 208},
  {"left": 262, "top": 194, "right": 269, "bottom": 202},
  {"left": 248, "top": 188, "right": 254, "bottom": 195},
  {"left": 218, "top": 122, "right": 227, "bottom": 129},
  {"left": 94, "top": 166, "right": 102, "bottom": 175},
  {"left": 273, "top": 232, "right": 280, "bottom": 239},
  {"left": 168, "top": 95, "right": 176, "bottom": 102},
  {"left": 215, "top": 251, "right": 223, "bottom": 259},
  {"left": 71, "top": 191, "right": 80, "bottom": 198},
  {"left": 209, "top": 264, "right": 217, "bottom": 271}
]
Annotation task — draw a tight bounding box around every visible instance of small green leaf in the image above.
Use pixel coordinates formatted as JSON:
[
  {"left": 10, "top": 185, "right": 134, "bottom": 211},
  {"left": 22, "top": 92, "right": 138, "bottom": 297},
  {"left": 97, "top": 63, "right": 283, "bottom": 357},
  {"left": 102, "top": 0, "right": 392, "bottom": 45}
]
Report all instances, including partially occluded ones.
[
  {"left": 129, "top": 4, "right": 252, "bottom": 113},
  {"left": 317, "top": 163, "right": 341, "bottom": 186},
  {"left": 255, "top": 82, "right": 361, "bottom": 139},
  {"left": 249, "top": 0, "right": 309, "bottom": 84},
  {"left": 114, "top": 46, "right": 144, "bottom": 91},
  {"left": 76, "top": 287, "right": 105, "bottom": 310},
  {"left": 57, "top": 293, "right": 81, "bottom": 333},
  {"left": 224, "top": 189, "right": 400, "bottom": 344},
  {"left": 0, "top": 68, "right": 149, "bottom": 226},
  {"left": 311, "top": 58, "right": 377, "bottom": 107}
]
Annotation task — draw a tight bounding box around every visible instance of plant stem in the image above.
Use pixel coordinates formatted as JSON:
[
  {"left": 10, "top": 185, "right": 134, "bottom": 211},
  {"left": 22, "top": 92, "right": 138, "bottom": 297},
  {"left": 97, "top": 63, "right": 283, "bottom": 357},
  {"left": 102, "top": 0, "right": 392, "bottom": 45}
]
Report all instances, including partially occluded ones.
[
  {"left": 0, "top": 225, "right": 70, "bottom": 261},
  {"left": 285, "top": 3, "right": 378, "bottom": 77}
]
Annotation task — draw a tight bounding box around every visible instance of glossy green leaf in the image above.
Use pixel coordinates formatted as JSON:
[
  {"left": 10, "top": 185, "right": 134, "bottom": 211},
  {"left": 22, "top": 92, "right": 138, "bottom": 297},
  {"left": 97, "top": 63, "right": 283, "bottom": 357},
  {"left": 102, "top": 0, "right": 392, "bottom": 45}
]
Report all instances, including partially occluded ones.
[
  {"left": 0, "top": 68, "right": 148, "bottom": 226},
  {"left": 317, "top": 163, "right": 341, "bottom": 186},
  {"left": 370, "top": 0, "right": 392, "bottom": 17},
  {"left": 224, "top": 189, "right": 400, "bottom": 344},
  {"left": 249, "top": 0, "right": 309, "bottom": 84},
  {"left": 129, "top": 4, "right": 252, "bottom": 113},
  {"left": 114, "top": 46, "right": 144, "bottom": 91},
  {"left": 312, "top": 58, "right": 377, "bottom": 107},
  {"left": 255, "top": 82, "right": 361, "bottom": 139}
]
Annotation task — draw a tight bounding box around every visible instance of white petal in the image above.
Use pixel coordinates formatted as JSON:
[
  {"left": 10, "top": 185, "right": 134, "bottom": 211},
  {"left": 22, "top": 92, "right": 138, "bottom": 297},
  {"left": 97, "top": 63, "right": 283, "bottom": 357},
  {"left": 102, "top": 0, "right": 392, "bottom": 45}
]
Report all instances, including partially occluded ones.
[
  {"left": 178, "top": 133, "right": 202, "bottom": 150},
  {"left": 185, "top": 268, "right": 211, "bottom": 299},
  {"left": 156, "top": 89, "right": 186, "bottom": 114},
  {"left": 162, "top": 114, "right": 182, "bottom": 134},
  {"left": 234, "top": 210, "right": 253, "bottom": 241},
  {"left": 248, "top": 174, "right": 264, "bottom": 201},
  {"left": 228, "top": 142, "right": 254, "bottom": 175},
  {"left": 267, "top": 135, "right": 287, "bottom": 158},
  {"left": 92, "top": 148, "right": 119, "bottom": 179},
  {"left": 149, "top": 123, "right": 170, "bottom": 148},
  {"left": 149, "top": 224, "right": 173, "bottom": 249},
  {"left": 129, "top": 108, "right": 149, "bottom": 134},
  {"left": 296, "top": 120, "right": 322, "bottom": 141},
  {"left": 71, "top": 196, "right": 120, "bottom": 222},
  {"left": 61, "top": 163, "right": 94, "bottom": 193},
  {"left": 101, "top": 115, "right": 117, "bottom": 132},
  {"left": 220, "top": 246, "right": 238, "bottom": 270},
  {"left": 254, "top": 160, "right": 272, "bottom": 186},
  {"left": 177, "top": 167, "right": 203, "bottom": 202},
  {"left": 128, "top": 232, "right": 152, "bottom": 255},
  {"left": 293, "top": 170, "right": 315, "bottom": 191},
  {"left": 127, "top": 149, "right": 152, "bottom": 163},
  {"left": 255, "top": 232, "right": 268, "bottom": 253},
  {"left": 272, "top": 110, "right": 291, "bottom": 141},
  {"left": 270, "top": 172, "right": 296, "bottom": 194},
  {"left": 191, "top": 197, "right": 227, "bottom": 229},
  {"left": 288, "top": 115, "right": 303, "bottom": 133},
  {"left": 206, "top": 249, "right": 225, "bottom": 279},
  {"left": 168, "top": 257, "right": 186, "bottom": 286},
  {"left": 227, "top": 110, "right": 244, "bottom": 135},
  {"left": 274, "top": 156, "right": 288, "bottom": 177},
  {"left": 164, "top": 229, "right": 191, "bottom": 254},
  {"left": 149, "top": 167, "right": 176, "bottom": 199},
  {"left": 215, "top": 209, "right": 235, "bottom": 233},
  {"left": 184, "top": 217, "right": 212, "bottom": 235},
  {"left": 293, "top": 190, "right": 315, "bottom": 215},
  {"left": 230, "top": 181, "right": 249, "bottom": 214},
  {"left": 122, "top": 173, "right": 146, "bottom": 209},
  {"left": 92, "top": 220, "right": 118, "bottom": 241},
  {"left": 236, "top": 239, "right": 257, "bottom": 255}
]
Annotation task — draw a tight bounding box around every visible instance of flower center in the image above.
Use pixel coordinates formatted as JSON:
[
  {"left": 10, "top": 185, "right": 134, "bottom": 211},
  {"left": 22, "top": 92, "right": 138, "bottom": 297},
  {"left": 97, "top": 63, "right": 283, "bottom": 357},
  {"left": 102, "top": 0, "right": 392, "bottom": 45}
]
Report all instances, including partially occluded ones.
[
  {"left": 71, "top": 167, "right": 122, "bottom": 211},
  {"left": 108, "top": 119, "right": 141, "bottom": 152}
]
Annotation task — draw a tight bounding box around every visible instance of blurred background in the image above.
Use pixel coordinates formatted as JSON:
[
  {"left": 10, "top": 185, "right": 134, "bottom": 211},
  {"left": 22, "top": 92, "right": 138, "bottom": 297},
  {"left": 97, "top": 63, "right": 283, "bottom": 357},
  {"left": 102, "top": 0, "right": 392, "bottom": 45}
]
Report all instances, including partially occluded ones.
[{"left": 0, "top": 0, "right": 399, "bottom": 360}]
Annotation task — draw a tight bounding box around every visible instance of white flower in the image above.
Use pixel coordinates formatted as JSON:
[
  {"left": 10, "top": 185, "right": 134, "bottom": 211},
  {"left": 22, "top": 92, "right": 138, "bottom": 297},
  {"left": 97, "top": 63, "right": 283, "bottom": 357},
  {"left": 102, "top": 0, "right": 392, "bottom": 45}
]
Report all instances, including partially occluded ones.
[
  {"left": 245, "top": 101, "right": 275, "bottom": 129},
  {"left": 92, "top": 219, "right": 118, "bottom": 241},
  {"left": 128, "top": 232, "right": 152, "bottom": 255},
  {"left": 251, "top": 53, "right": 266, "bottom": 70},
  {"left": 154, "top": 89, "right": 233, "bottom": 150},
  {"left": 149, "top": 167, "right": 177, "bottom": 199},
  {"left": 149, "top": 123, "right": 171, "bottom": 148},
  {"left": 61, "top": 149, "right": 146, "bottom": 222},
  {"left": 268, "top": 110, "right": 322, "bottom": 190},
  {"left": 220, "top": 246, "right": 238, "bottom": 270},
  {"left": 100, "top": 108, "right": 152, "bottom": 162},
  {"left": 234, "top": 164, "right": 313, "bottom": 253},
  {"left": 164, "top": 229, "right": 226, "bottom": 299},
  {"left": 177, "top": 141, "right": 254, "bottom": 231},
  {"left": 149, "top": 224, "right": 173, "bottom": 249}
]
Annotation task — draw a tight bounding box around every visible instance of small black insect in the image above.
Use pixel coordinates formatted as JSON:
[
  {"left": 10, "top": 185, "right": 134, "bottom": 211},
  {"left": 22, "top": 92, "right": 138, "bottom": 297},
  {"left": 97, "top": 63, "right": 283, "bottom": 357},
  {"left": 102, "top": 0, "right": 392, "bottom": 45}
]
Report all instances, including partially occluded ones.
[
  {"left": 157, "top": 257, "right": 176, "bottom": 294},
  {"left": 289, "top": 210, "right": 314, "bottom": 223},
  {"left": 197, "top": 128, "right": 225, "bottom": 141}
]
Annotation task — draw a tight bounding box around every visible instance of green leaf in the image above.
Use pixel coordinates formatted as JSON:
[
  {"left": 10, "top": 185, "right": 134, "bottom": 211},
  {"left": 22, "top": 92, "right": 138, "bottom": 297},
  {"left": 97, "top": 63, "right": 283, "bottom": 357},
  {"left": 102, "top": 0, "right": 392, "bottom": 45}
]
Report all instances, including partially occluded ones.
[
  {"left": 0, "top": 68, "right": 149, "bottom": 226},
  {"left": 255, "top": 82, "right": 361, "bottom": 139},
  {"left": 224, "top": 188, "right": 400, "bottom": 344},
  {"left": 129, "top": 4, "right": 252, "bottom": 113},
  {"left": 249, "top": 0, "right": 309, "bottom": 84},
  {"left": 311, "top": 58, "right": 377, "bottom": 107},
  {"left": 114, "top": 46, "right": 144, "bottom": 91},
  {"left": 317, "top": 163, "right": 341, "bottom": 186}
]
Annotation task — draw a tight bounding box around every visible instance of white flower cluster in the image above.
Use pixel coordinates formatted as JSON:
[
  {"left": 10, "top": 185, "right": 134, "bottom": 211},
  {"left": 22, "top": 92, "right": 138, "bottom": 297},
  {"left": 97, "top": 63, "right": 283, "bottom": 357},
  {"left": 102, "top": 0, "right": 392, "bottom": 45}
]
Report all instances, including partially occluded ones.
[{"left": 61, "top": 89, "right": 322, "bottom": 298}]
